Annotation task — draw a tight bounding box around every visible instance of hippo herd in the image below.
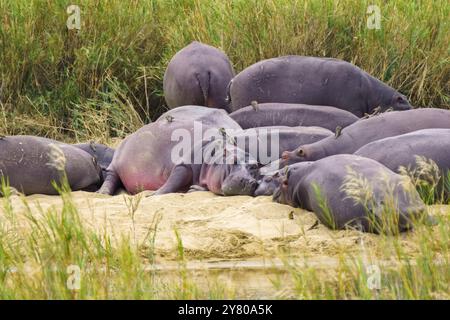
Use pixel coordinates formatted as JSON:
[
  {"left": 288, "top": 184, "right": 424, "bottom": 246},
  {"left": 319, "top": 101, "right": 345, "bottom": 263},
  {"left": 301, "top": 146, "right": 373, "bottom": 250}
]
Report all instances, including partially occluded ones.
[{"left": 1, "top": 41, "right": 449, "bottom": 234}]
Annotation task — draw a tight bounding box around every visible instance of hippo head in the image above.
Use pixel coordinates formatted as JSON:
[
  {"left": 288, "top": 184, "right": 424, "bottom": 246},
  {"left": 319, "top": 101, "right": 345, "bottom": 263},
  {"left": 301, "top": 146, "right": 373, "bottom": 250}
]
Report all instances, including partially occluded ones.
[
  {"left": 384, "top": 93, "right": 412, "bottom": 112},
  {"left": 254, "top": 170, "right": 283, "bottom": 196},
  {"left": 74, "top": 142, "right": 115, "bottom": 180},
  {"left": 272, "top": 175, "right": 291, "bottom": 206},
  {"left": 280, "top": 145, "right": 312, "bottom": 167},
  {"left": 221, "top": 163, "right": 259, "bottom": 196}
]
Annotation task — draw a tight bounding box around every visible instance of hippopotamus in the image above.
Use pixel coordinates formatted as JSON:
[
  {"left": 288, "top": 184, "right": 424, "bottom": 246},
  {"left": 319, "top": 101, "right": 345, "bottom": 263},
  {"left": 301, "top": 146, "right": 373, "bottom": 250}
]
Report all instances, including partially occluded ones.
[
  {"left": 354, "top": 129, "right": 450, "bottom": 198},
  {"left": 152, "top": 138, "right": 259, "bottom": 196},
  {"left": 156, "top": 105, "right": 241, "bottom": 129},
  {"left": 163, "top": 41, "right": 235, "bottom": 112},
  {"left": 273, "top": 154, "right": 427, "bottom": 233},
  {"left": 0, "top": 136, "right": 102, "bottom": 195},
  {"left": 97, "top": 108, "right": 248, "bottom": 195},
  {"left": 254, "top": 168, "right": 285, "bottom": 196},
  {"left": 228, "top": 56, "right": 412, "bottom": 116},
  {"left": 229, "top": 103, "right": 358, "bottom": 131},
  {"left": 232, "top": 126, "right": 332, "bottom": 166},
  {"left": 282, "top": 108, "right": 450, "bottom": 166},
  {"left": 73, "top": 142, "right": 115, "bottom": 179}
]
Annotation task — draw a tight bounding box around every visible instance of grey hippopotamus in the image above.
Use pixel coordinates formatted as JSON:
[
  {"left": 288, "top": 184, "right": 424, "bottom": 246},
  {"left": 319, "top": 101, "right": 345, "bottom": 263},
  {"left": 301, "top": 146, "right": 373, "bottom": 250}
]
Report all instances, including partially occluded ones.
[
  {"left": 254, "top": 168, "right": 285, "bottom": 196},
  {"left": 163, "top": 41, "right": 235, "bottom": 112},
  {"left": 97, "top": 107, "right": 249, "bottom": 195},
  {"left": 0, "top": 136, "right": 102, "bottom": 195},
  {"left": 273, "top": 155, "right": 427, "bottom": 233},
  {"left": 355, "top": 129, "right": 450, "bottom": 199},
  {"left": 228, "top": 56, "right": 411, "bottom": 116},
  {"left": 73, "top": 142, "right": 115, "bottom": 179},
  {"left": 229, "top": 103, "right": 358, "bottom": 131},
  {"left": 282, "top": 108, "right": 450, "bottom": 166},
  {"left": 232, "top": 126, "right": 332, "bottom": 166}
]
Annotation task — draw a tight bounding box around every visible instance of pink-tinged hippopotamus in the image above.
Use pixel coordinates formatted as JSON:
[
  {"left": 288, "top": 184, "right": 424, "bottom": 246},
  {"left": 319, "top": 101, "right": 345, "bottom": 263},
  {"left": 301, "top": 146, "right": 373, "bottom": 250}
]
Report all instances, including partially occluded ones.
[
  {"left": 282, "top": 108, "right": 450, "bottom": 166},
  {"left": 97, "top": 106, "right": 259, "bottom": 195},
  {"left": 0, "top": 136, "right": 102, "bottom": 195},
  {"left": 273, "top": 155, "right": 428, "bottom": 233},
  {"left": 229, "top": 103, "right": 358, "bottom": 131},
  {"left": 228, "top": 56, "right": 411, "bottom": 116},
  {"left": 163, "top": 41, "right": 235, "bottom": 112}
]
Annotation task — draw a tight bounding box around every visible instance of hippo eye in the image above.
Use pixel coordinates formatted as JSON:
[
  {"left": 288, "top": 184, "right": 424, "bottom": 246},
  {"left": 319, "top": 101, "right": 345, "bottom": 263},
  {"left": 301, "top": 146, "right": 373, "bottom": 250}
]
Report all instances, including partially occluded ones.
[
  {"left": 266, "top": 177, "right": 272, "bottom": 182},
  {"left": 297, "top": 148, "right": 305, "bottom": 157},
  {"left": 396, "top": 96, "right": 404, "bottom": 103}
]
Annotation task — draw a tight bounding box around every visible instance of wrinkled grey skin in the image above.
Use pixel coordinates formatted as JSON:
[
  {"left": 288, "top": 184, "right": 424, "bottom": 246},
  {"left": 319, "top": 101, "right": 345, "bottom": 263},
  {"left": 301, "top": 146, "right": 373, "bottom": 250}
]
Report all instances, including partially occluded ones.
[
  {"left": 232, "top": 126, "right": 332, "bottom": 166},
  {"left": 282, "top": 108, "right": 450, "bottom": 166},
  {"left": 229, "top": 103, "right": 358, "bottom": 131},
  {"left": 164, "top": 41, "right": 235, "bottom": 112},
  {"left": 0, "top": 136, "right": 102, "bottom": 195},
  {"left": 273, "top": 155, "right": 427, "bottom": 233},
  {"left": 73, "top": 142, "right": 115, "bottom": 180},
  {"left": 354, "top": 129, "right": 450, "bottom": 198},
  {"left": 153, "top": 139, "right": 259, "bottom": 196},
  {"left": 228, "top": 56, "right": 411, "bottom": 116},
  {"left": 98, "top": 107, "right": 243, "bottom": 195}
]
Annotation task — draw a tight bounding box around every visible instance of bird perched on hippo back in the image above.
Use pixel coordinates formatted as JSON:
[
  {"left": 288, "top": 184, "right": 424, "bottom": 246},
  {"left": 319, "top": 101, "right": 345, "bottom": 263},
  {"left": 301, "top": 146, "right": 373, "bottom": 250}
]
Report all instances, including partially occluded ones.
[
  {"left": 282, "top": 108, "right": 450, "bottom": 166},
  {"left": 228, "top": 56, "right": 411, "bottom": 116},
  {"left": 273, "top": 155, "right": 428, "bottom": 234},
  {"left": 0, "top": 136, "right": 102, "bottom": 195},
  {"left": 229, "top": 103, "right": 358, "bottom": 131},
  {"left": 155, "top": 105, "right": 240, "bottom": 129},
  {"left": 163, "top": 41, "right": 235, "bottom": 112}
]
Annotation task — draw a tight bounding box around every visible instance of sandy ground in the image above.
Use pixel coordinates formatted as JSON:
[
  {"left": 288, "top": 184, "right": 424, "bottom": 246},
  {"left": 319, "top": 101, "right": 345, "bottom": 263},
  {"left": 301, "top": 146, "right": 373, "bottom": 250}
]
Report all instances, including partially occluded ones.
[{"left": 2, "top": 191, "right": 448, "bottom": 264}]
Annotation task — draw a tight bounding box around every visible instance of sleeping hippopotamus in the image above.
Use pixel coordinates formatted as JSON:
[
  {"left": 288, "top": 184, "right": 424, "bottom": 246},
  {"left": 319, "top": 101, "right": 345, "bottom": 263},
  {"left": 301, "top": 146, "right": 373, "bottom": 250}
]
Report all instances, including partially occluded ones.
[
  {"left": 152, "top": 138, "right": 259, "bottom": 196},
  {"left": 228, "top": 56, "right": 411, "bottom": 116},
  {"left": 354, "top": 129, "right": 450, "bottom": 198},
  {"left": 232, "top": 126, "right": 332, "bottom": 166},
  {"left": 273, "top": 155, "right": 428, "bottom": 233},
  {"left": 163, "top": 41, "right": 235, "bottom": 112},
  {"left": 73, "top": 142, "right": 115, "bottom": 179},
  {"left": 0, "top": 136, "right": 102, "bottom": 195},
  {"left": 282, "top": 108, "right": 450, "bottom": 166},
  {"left": 229, "top": 103, "right": 358, "bottom": 131},
  {"left": 97, "top": 107, "right": 251, "bottom": 195}
]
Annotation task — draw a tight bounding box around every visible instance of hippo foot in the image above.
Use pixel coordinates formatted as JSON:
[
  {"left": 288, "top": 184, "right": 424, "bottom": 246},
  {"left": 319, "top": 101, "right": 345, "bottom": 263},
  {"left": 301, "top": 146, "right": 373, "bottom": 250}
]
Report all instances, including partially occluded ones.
[{"left": 187, "top": 185, "right": 208, "bottom": 193}]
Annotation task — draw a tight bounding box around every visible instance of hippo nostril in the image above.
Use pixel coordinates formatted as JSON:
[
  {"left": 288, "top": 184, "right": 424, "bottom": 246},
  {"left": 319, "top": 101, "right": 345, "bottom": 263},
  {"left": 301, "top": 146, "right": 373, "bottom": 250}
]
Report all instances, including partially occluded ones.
[{"left": 281, "top": 151, "right": 290, "bottom": 160}]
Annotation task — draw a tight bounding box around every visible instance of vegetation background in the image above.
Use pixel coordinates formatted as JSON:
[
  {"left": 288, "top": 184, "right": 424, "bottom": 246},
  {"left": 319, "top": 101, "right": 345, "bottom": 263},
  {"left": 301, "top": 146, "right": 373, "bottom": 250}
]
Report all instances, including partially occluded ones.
[{"left": 0, "top": 0, "right": 449, "bottom": 142}]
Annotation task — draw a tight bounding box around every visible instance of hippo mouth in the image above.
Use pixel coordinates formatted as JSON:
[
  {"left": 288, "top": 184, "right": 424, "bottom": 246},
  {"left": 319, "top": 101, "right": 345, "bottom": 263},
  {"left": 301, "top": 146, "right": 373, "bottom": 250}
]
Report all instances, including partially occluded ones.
[{"left": 222, "top": 178, "right": 258, "bottom": 196}]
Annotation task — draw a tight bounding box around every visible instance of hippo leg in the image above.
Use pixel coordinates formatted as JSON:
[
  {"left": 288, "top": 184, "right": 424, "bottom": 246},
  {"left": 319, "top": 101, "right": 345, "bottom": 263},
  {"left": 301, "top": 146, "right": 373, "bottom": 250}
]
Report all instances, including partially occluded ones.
[
  {"left": 153, "top": 165, "right": 193, "bottom": 196},
  {"left": 97, "top": 169, "right": 121, "bottom": 195},
  {"left": 187, "top": 185, "right": 208, "bottom": 193}
]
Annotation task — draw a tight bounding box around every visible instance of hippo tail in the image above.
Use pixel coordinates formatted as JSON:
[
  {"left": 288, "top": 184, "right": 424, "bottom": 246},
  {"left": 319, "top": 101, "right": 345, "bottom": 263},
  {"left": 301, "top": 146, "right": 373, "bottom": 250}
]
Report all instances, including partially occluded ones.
[{"left": 196, "top": 71, "right": 211, "bottom": 107}]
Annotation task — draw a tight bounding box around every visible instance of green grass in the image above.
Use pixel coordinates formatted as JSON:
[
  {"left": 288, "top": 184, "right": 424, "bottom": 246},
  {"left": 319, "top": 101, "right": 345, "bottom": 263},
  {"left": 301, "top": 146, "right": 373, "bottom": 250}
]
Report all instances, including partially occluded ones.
[{"left": 1, "top": 0, "right": 449, "bottom": 142}]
